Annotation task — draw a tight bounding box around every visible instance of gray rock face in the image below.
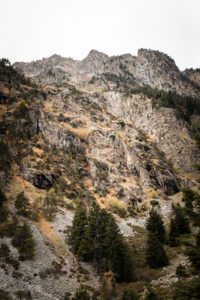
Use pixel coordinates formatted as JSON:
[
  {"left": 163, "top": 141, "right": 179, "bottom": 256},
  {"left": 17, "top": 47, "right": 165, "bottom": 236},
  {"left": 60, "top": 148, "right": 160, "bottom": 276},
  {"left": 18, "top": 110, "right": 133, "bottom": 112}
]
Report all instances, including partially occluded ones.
[
  {"left": 13, "top": 49, "right": 200, "bottom": 97},
  {"left": 103, "top": 91, "right": 199, "bottom": 172},
  {"left": 183, "top": 68, "right": 200, "bottom": 86}
]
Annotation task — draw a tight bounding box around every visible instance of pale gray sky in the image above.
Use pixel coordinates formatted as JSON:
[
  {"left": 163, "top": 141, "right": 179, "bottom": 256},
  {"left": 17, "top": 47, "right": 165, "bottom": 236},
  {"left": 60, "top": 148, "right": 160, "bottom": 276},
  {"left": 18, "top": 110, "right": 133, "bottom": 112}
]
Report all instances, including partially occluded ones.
[{"left": 0, "top": 0, "right": 199, "bottom": 70}]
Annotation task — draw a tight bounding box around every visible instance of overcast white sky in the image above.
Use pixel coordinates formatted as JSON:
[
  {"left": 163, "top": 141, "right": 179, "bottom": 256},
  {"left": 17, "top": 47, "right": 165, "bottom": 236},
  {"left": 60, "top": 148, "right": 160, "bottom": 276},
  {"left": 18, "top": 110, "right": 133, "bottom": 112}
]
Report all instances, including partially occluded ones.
[{"left": 0, "top": 0, "right": 199, "bottom": 70}]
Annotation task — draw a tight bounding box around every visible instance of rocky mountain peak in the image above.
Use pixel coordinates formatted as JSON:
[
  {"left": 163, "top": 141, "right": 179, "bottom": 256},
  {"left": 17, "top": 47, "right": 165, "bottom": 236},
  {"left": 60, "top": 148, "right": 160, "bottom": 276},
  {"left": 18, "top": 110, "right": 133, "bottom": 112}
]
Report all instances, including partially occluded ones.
[
  {"left": 87, "top": 49, "right": 109, "bottom": 60},
  {"left": 13, "top": 49, "right": 200, "bottom": 97}
]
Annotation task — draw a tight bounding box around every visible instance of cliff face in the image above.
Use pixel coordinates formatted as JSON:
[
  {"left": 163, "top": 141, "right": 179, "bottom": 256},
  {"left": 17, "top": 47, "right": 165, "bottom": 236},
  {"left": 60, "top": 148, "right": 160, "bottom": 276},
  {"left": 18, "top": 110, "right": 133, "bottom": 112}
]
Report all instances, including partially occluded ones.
[
  {"left": 0, "top": 49, "right": 200, "bottom": 299},
  {"left": 14, "top": 49, "right": 200, "bottom": 97}
]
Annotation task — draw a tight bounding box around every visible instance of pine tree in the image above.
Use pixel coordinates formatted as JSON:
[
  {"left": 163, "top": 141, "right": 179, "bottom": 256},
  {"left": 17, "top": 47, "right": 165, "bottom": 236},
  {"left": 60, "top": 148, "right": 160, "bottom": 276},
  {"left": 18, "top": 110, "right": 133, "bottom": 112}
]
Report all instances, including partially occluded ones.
[
  {"left": 0, "top": 206, "right": 9, "bottom": 223},
  {"left": 86, "top": 202, "right": 102, "bottom": 260},
  {"left": 186, "top": 231, "right": 200, "bottom": 271},
  {"left": 146, "top": 209, "right": 166, "bottom": 243},
  {"left": 182, "top": 188, "right": 194, "bottom": 213},
  {"left": 12, "top": 223, "right": 35, "bottom": 260},
  {"left": 0, "top": 243, "right": 10, "bottom": 260},
  {"left": 71, "top": 202, "right": 88, "bottom": 256},
  {"left": 146, "top": 233, "right": 169, "bottom": 268},
  {"left": 145, "top": 284, "right": 158, "bottom": 300},
  {"left": 0, "top": 188, "right": 9, "bottom": 223},
  {"left": 169, "top": 218, "right": 180, "bottom": 247},
  {"left": 104, "top": 214, "right": 135, "bottom": 282},
  {"left": 70, "top": 203, "right": 135, "bottom": 282},
  {"left": 15, "top": 192, "right": 30, "bottom": 216},
  {"left": 120, "top": 286, "right": 139, "bottom": 300},
  {"left": 174, "top": 205, "right": 190, "bottom": 234},
  {"left": 71, "top": 284, "right": 90, "bottom": 300},
  {"left": 173, "top": 278, "right": 200, "bottom": 300},
  {"left": 0, "top": 188, "right": 7, "bottom": 207}
]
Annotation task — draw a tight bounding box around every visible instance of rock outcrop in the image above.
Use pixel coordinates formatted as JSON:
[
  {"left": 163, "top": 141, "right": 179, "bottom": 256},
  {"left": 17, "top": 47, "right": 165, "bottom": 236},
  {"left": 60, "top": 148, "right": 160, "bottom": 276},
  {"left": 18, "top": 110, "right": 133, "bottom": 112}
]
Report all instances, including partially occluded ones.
[{"left": 14, "top": 49, "right": 200, "bottom": 97}]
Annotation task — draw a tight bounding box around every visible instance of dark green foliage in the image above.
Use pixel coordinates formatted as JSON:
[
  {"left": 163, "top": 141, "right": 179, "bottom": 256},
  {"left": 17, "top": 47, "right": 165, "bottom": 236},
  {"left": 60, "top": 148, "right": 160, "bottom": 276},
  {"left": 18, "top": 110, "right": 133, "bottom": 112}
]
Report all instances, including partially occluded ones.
[
  {"left": 169, "top": 218, "right": 180, "bottom": 247},
  {"left": 103, "top": 215, "right": 135, "bottom": 282},
  {"left": 182, "top": 188, "right": 194, "bottom": 211},
  {"left": 128, "top": 85, "right": 200, "bottom": 123},
  {"left": 15, "top": 192, "right": 30, "bottom": 216},
  {"left": 0, "top": 243, "right": 10, "bottom": 260},
  {"left": 0, "top": 140, "right": 10, "bottom": 172},
  {"left": 71, "top": 202, "right": 88, "bottom": 257},
  {"left": 173, "top": 278, "right": 200, "bottom": 300},
  {"left": 146, "top": 209, "right": 166, "bottom": 243},
  {"left": 173, "top": 205, "right": 190, "bottom": 234},
  {"left": 58, "top": 177, "right": 68, "bottom": 192},
  {"left": 64, "top": 292, "right": 71, "bottom": 300},
  {"left": 71, "top": 202, "right": 135, "bottom": 282},
  {"left": 42, "top": 194, "right": 58, "bottom": 221},
  {"left": 0, "top": 205, "right": 9, "bottom": 223},
  {"left": 0, "top": 58, "right": 11, "bottom": 67},
  {"left": 120, "top": 286, "right": 139, "bottom": 300},
  {"left": 15, "top": 290, "right": 32, "bottom": 300},
  {"left": 0, "top": 289, "right": 13, "bottom": 300},
  {"left": 71, "top": 284, "right": 90, "bottom": 300},
  {"left": 186, "top": 232, "right": 200, "bottom": 271},
  {"left": 146, "top": 233, "right": 169, "bottom": 268},
  {"left": 182, "top": 188, "right": 200, "bottom": 211},
  {"left": 191, "top": 121, "right": 200, "bottom": 148},
  {"left": 176, "top": 264, "right": 187, "bottom": 278},
  {"left": 182, "top": 188, "right": 200, "bottom": 224},
  {"left": 0, "top": 188, "right": 7, "bottom": 207},
  {"left": 12, "top": 223, "right": 35, "bottom": 260},
  {"left": 145, "top": 285, "right": 158, "bottom": 300}
]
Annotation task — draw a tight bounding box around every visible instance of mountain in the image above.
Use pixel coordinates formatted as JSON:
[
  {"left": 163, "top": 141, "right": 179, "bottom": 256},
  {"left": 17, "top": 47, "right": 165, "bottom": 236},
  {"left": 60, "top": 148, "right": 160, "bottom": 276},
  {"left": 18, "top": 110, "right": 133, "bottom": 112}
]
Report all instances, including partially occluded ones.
[
  {"left": 0, "top": 50, "right": 200, "bottom": 299},
  {"left": 14, "top": 49, "right": 200, "bottom": 96}
]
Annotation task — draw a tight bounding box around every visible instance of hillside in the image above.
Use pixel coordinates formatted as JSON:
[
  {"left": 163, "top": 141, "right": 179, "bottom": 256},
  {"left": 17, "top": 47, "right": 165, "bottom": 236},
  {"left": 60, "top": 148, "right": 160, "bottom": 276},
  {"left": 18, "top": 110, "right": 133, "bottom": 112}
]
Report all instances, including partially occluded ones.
[{"left": 0, "top": 49, "right": 200, "bottom": 299}]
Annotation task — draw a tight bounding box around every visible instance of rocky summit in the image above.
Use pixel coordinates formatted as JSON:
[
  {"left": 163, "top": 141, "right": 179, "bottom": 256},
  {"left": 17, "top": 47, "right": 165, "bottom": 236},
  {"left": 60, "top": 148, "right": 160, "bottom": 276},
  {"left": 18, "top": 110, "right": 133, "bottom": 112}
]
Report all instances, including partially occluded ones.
[{"left": 0, "top": 49, "right": 200, "bottom": 299}]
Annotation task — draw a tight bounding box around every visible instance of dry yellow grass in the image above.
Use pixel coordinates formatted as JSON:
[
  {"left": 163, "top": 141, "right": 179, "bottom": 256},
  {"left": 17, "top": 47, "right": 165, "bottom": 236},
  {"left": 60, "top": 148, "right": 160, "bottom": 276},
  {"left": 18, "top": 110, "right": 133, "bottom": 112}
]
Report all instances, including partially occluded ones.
[
  {"left": 177, "top": 131, "right": 194, "bottom": 142},
  {"left": 0, "top": 104, "right": 7, "bottom": 119},
  {"left": 32, "top": 147, "right": 44, "bottom": 156},
  {"left": 35, "top": 218, "right": 72, "bottom": 260},
  {"left": 103, "top": 197, "right": 125, "bottom": 210},
  {"left": 146, "top": 133, "right": 155, "bottom": 144},
  {"left": 8, "top": 176, "right": 46, "bottom": 204},
  {"left": 60, "top": 122, "right": 93, "bottom": 141}
]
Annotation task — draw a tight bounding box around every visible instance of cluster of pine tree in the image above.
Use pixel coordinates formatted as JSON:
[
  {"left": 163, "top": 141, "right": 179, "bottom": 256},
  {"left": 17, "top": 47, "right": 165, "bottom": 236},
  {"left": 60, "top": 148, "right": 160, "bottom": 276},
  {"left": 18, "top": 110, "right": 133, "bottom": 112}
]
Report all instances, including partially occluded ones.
[
  {"left": 145, "top": 209, "right": 169, "bottom": 268},
  {"left": 70, "top": 202, "right": 135, "bottom": 282},
  {"left": 169, "top": 203, "right": 190, "bottom": 247}
]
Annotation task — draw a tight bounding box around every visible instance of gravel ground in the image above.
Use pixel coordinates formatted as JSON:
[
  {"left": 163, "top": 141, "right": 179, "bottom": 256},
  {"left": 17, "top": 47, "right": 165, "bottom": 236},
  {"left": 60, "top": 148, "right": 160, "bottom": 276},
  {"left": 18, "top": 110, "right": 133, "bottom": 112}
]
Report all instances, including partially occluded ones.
[{"left": 0, "top": 209, "right": 101, "bottom": 300}]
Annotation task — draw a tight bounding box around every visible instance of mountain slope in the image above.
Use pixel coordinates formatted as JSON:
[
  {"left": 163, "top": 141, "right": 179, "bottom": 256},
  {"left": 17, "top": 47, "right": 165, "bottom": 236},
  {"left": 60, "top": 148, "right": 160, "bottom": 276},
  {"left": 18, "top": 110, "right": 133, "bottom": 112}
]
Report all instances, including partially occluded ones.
[{"left": 0, "top": 49, "right": 200, "bottom": 299}]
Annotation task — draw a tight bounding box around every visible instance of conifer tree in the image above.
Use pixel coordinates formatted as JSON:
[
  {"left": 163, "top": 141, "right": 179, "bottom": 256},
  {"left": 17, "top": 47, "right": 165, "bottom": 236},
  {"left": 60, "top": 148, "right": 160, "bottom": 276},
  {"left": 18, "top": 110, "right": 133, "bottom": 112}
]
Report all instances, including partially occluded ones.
[
  {"left": 0, "top": 206, "right": 9, "bottom": 223},
  {"left": 145, "top": 284, "right": 158, "bottom": 300},
  {"left": 120, "top": 286, "right": 139, "bottom": 300},
  {"left": 71, "top": 202, "right": 88, "bottom": 256},
  {"left": 12, "top": 223, "right": 35, "bottom": 260},
  {"left": 146, "top": 209, "right": 166, "bottom": 243},
  {"left": 146, "top": 233, "right": 169, "bottom": 268},
  {"left": 0, "top": 188, "right": 7, "bottom": 207},
  {"left": 169, "top": 218, "right": 180, "bottom": 247},
  {"left": 174, "top": 205, "right": 190, "bottom": 234},
  {"left": 104, "top": 215, "right": 135, "bottom": 282},
  {"left": 70, "top": 202, "right": 135, "bottom": 282},
  {"left": 186, "top": 231, "right": 200, "bottom": 271},
  {"left": 15, "top": 192, "right": 30, "bottom": 216},
  {"left": 0, "top": 188, "right": 9, "bottom": 223},
  {"left": 0, "top": 243, "right": 10, "bottom": 260},
  {"left": 182, "top": 188, "right": 195, "bottom": 213}
]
